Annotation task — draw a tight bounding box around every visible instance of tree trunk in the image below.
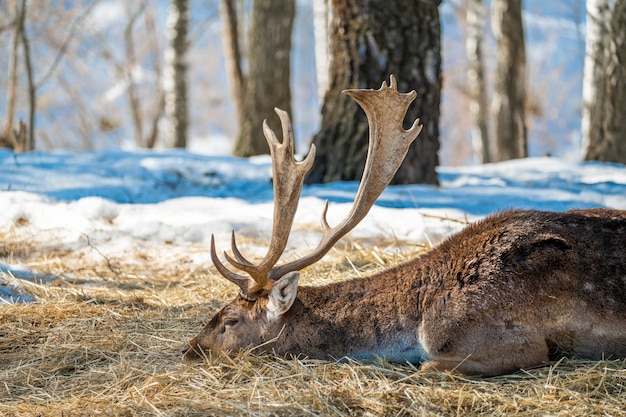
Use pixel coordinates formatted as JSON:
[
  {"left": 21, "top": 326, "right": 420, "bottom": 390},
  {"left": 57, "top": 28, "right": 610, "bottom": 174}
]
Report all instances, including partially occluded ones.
[
  {"left": 307, "top": 0, "right": 442, "bottom": 185},
  {"left": 20, "top": 0, "right": 35, "bottom": 152},
  {"left": 583, "top": 0, "right": 626, "bottom": 163},
  {"left": 581, "top": 0, "right": 610, "bottom": 158},
  {"left": 220, "top": 0, "right": 245, "bottom": 127},
  {"left": 164, "top": 0, "right": 189, "bottom": 148},
  {"left": 466, "top": 0, "right": 490, "bottom": 164},
  {"left": 602, "top": 0, "right": 626, "bottom": 161},
  {"left": 3, "top": 0, "right": 21, "bottom": 148},
  {"left": 233, "top": 0, "right": 296, "bottom": 157},
  {"left": 491, "top": 0, "right": 527, "bottom": 161}
]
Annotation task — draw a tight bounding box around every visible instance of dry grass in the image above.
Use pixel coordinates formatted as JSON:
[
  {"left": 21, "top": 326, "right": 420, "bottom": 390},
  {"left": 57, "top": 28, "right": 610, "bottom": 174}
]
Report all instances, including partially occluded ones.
[{"left": 1, "top": 230, "right": 625, "bottom": 417}]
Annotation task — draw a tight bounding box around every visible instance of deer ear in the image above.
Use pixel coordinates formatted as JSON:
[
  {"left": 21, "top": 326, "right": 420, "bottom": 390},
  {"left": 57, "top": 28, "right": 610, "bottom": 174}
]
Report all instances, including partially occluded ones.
[{"left": 267, "top": 271, "right": 300, "bottom": 318}]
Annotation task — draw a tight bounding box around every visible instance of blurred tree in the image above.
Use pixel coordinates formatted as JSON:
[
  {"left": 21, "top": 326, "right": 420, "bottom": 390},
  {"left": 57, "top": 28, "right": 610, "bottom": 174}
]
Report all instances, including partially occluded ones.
[
  {"left": 466, "top": 0, "right": 490, "bottom": 164},
  {"left": 581, "top": 0, "right": 609, "bottom": 158},
  {"left": 164, "top": 0, "right": 190, "bottom": 148},
  {"left": 2, "top": 0, "right": 21, "bottom": 150},
  {"left": 0, "top": 1, "right": 217, "bottom": 151},
  {"left": 88, "top": 1, "right": 165, "bottom": 149},
  {"left": 2, "top": 0, "right": 34, "bottom": 152},
  {"left": 125, "top": 2, "right": 149, "bottom": 147},
  {"left": 583, "top": 0, "right": 626, "bottom": 162},
  {"left": 491, "top": 0, "right": 527, "bottom": 161},
  {"left": 220, "top": 0, "right": 245, "bottom": 128},
  {"left": 143, "top": 3, "right": 165, "bottom": 149},
  {"left": 230, "top": 0, "right": 296, "bottom": 157},
  {"left": 307, "top": 0, "right": 442, "bottom": 185},
  {"left": 312, "top": 0, "right": 331, "bottom": 102}
]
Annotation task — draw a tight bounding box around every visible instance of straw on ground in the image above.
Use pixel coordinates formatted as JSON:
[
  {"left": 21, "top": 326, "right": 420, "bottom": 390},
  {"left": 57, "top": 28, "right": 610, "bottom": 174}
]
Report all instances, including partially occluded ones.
[{"left": 1, "top": 230, "right": 625, "bottom": 416}]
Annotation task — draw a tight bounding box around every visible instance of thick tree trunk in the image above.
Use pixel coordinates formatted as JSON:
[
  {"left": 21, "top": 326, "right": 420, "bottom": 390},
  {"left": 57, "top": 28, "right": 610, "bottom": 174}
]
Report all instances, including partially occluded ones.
[
  {"left": 583, "top": 0, "right": 626, "bottom": 162},
  {"left": 164, "top": 0, "right": 189, "bottom": 148},
  {"left": 602, "top": 0, "right": 626, "bottom": 161},
  {"left": 234, "top": 0, "right": 295, "bottom": 157},
  {"left": 307, "top": 0, "right": 442, "bottom": 185},
  {"left": 466, "top": 0, "right": 490, "bottom": 164},
  {"left": 491, "top": 0, "right": 527, "bottom": 161}
]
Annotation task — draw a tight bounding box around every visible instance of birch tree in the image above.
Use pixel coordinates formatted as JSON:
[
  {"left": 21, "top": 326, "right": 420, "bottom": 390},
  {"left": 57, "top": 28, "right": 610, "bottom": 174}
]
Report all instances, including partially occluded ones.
[
  {"left": 164, "top": 0, "right": 189, "bottom": 148},
  {"left": 581, "top": 0, "right": 609, "bottom": 157}
]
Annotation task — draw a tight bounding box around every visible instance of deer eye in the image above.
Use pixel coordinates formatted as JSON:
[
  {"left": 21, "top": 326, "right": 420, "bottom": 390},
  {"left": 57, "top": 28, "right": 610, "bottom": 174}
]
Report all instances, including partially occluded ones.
[{"left": 224, "top": 318, "right": 239, "bottom": 327}]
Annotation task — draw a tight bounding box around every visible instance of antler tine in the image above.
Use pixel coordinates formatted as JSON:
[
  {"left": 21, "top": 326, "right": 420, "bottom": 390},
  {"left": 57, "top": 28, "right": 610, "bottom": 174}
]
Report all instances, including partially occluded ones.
[
  {"left": 214, "top": 108, "right": 316, "bottom": 296},
  {"left": 269, "top": 75, "right": 422, "bottom": 280},
  {"left": 210, "top": 235, "right": 251, "bottom": 295},
  {"left": 229, "top": 231, "right": 254, "bottom": 267}
]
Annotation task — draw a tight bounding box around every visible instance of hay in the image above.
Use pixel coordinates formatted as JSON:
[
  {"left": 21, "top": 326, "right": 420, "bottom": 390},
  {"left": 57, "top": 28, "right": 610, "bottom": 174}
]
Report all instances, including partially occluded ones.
[{"left": 1, "top": 230, "right": 625, "bottom": 416}]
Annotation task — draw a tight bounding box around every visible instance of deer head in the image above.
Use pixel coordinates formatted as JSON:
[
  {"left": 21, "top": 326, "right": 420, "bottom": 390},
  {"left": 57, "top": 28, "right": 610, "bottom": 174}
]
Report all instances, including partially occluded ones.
[{"left": 182, "top": 76, "right": 422, "bottom": 362}]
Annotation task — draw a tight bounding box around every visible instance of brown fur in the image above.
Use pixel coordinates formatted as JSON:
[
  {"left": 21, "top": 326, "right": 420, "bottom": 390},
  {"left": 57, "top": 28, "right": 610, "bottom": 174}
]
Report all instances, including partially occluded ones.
[{"left": 183, "top": 208, "right": 626, "bottom": 376}]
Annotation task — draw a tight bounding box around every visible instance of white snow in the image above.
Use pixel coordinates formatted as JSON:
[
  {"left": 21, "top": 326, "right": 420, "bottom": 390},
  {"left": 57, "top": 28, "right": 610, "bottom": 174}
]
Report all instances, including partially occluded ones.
[{"left": 1, "top": 148, "right": 626, "bottom": 303}]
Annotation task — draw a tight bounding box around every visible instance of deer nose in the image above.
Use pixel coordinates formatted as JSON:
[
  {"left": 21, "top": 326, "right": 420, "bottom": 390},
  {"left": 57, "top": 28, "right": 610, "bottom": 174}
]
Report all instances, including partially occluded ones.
[{"left": 181, "top": 345, "right": 203, "bottom": 363}]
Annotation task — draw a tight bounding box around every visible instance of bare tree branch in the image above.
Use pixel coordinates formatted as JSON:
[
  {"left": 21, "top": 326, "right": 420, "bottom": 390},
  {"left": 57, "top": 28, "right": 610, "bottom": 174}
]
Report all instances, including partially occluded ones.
[
  {"left": 124, "top": 1, "right": 147, "bottom": 147},
  {"left": 34, "top": 0, "right": 100, "bottom": 90},
  {"left": 144, "top": 3, "right": 165, "bottom": 148}
]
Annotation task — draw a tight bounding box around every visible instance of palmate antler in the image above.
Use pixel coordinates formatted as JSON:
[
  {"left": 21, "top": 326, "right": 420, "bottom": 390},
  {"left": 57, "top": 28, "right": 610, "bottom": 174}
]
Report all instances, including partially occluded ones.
[{"left": 211, "top": 75, "right": 423, "bottom": 301}]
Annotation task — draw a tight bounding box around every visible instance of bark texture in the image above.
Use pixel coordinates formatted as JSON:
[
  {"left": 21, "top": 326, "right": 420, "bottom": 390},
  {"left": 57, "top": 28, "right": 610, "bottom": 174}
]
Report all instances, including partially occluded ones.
[
  {"left": 584, "top": 0, "right": 626, "bottom": 162},
  {"left": 234, "top": 0, "right": 295, "bottom": 157},
  {"left": 307, "top": 0, "right": 442, "bottom": 185},
  {"left": 491, "top": 0, "right": 527, "bottom": 161}
]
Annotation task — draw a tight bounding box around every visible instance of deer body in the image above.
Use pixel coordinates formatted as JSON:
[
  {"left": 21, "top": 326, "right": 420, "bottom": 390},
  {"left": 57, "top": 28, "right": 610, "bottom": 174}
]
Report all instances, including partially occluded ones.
[
  {"left": 185, "top": 208, "right": 626, "bottom": 375},
  {"left": 182, "top": 77, "right": 626, "bottom": 376}
]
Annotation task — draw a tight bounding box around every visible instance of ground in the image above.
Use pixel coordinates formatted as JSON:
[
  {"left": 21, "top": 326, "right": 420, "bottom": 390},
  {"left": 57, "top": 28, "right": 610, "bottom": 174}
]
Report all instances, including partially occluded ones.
[{"left": 1, "top": 229, "right": 625, "bottom": 416}]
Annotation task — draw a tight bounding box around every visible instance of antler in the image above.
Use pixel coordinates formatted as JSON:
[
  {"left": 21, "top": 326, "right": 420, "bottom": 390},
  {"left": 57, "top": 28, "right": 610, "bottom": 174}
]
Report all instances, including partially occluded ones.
[
  {"left": 211, "top": 108, "right": 316, "bottom": 299},
  {"left": 212, "top": 75, "right": 422, "bottom": 300}
]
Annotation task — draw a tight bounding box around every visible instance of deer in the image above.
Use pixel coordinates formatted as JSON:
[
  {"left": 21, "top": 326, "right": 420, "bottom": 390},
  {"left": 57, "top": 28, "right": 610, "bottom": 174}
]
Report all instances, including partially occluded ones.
[{"left": 182, "top": 76, "right": 626, "bottom": 376}]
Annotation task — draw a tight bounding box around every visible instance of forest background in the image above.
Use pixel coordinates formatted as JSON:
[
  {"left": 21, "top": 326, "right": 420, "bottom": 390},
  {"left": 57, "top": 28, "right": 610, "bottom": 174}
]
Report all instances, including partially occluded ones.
[{"left": 0, "top": 0, "right": 596, "bottom": 167}]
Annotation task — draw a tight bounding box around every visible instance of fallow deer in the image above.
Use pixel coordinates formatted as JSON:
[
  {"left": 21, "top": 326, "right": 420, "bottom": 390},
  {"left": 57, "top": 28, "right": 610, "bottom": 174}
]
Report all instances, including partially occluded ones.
[{"left": 182, "top": 76, "right": 626, "bottom": 376}]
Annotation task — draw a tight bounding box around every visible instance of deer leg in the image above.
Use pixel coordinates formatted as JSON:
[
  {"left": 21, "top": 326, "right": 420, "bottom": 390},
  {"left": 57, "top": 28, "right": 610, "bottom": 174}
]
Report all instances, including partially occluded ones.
[
  {"left": 420, "top": 323, "right": 550, "bottom": 377},
  {"left": 420, "top": 358, "right": 500, "bottom": 376},
  {"left": 421, "top": 345, "right": 549, "bottom": 376}
]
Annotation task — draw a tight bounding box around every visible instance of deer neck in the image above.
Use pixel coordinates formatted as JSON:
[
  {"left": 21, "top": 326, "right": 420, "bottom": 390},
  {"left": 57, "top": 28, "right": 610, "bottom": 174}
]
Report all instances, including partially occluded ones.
[{"left": 271, "top": 261, "right": 428, "bottom": 363}]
